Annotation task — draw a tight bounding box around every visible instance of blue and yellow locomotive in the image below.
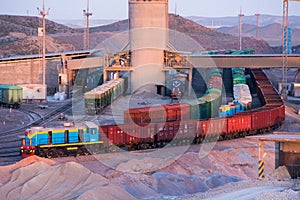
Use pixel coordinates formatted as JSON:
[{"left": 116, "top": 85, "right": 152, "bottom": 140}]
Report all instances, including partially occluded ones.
[{"left": 21, "top": 122, "right": 103, "bottom": 158}]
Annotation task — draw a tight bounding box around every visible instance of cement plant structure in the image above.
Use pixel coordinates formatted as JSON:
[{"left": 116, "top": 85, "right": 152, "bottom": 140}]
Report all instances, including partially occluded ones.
[{"left": 104, "top": 0, "right": 192, "bottom": 94}]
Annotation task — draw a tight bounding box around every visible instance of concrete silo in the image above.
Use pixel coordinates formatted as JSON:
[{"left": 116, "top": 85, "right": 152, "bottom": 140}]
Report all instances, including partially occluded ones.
[{"left": 128, "top": 0, "right": 169, "bottom": 93}]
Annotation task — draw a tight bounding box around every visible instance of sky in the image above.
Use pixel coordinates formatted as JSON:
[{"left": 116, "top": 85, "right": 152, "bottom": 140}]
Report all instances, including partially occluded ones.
[{"left": 0, "top": 0, "right": 300, "bottom": 20}]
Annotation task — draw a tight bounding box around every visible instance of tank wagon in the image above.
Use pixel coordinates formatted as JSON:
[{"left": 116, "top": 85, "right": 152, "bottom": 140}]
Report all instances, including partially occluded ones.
[{"left": 0, "top": 84, "right": 22, "bottom": 108}]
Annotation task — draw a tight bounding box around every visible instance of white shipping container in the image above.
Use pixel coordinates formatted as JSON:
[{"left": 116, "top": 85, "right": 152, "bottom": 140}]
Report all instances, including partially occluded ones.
[
  {"left": 18, "top": 84, "right": 47, "bottom": 100},
  {"left": 291, "top": 83, "right": 300, "bottom": 97},
  {"left": 233, "top": 84, "right": 252, "bottom": 105}
]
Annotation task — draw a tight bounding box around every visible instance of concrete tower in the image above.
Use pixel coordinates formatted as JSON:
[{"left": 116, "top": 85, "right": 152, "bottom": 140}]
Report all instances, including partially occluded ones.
[{"left": 129, "top": 0, "right": 168, "bottom": 93}]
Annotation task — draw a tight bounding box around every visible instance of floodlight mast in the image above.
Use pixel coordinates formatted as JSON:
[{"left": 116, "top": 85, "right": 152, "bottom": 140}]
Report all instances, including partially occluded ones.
[
  {"left": 83, "top": 0, "right": 92, "bottom": 50},
  {"left": 255, "top": 13, "right": 260, "bottom": 39},
  {"left": 281, "top": 0, "right": 300, "bottom": 99},
  {"left": 37, "top": 0, "right": 49, "bottom": 98},
  {"left": 238, "top": 8, "right": 244, "bottom": 50}
]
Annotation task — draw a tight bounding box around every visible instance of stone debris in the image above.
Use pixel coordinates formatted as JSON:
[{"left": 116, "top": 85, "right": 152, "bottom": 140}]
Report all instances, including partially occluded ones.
[
  {"left": 0, "top": 135, "right": 297, "bottom": 200},
  {"left": 255, "top": 189, "right": 300, "bottom": 200},
  {"left": 152, "top": 172, "right": 208, "bottom": 196},
  {"left": 266, "top": 166, "right": 292, "bottom": 181},
  {"left": 0, "top": 159, "right": 136, "bottom": 200}
]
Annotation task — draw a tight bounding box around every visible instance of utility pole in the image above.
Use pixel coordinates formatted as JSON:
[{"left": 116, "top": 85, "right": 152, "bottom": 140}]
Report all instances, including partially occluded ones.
[
  {"left": 238, "top": 8, "right": 244, "bottom": 50},
  {"left": 37, "top": 0, "right": 49, "bottom": 98},
  {"left": 282, "top": 0, "right": 289, "bottom": 99},
  {"left": 255, "top": 13, "right": 260, "bottom": 39},
  {"left": 83, "top": 0, "right": 92, "bottom": 50}
]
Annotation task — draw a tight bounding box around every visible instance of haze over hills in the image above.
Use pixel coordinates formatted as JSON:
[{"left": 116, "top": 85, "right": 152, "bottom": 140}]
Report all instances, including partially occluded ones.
[
  {"left": 61, "top": 14, "right": 273, "bottom": 53},
  {"left": 187, "top": 15, "right": 300, "bottom": 29},
  {"left": 216, "top": 23, "right": 300, "bottom": 47},
  {"left": 53, "top": 19, "right": 119, "bottom": 29},
  {"left": 0, "top": 14, "right": 274, "bottom": 58}
]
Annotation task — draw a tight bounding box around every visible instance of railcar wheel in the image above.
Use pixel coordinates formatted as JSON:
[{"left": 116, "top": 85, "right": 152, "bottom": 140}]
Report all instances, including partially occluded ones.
[
  {"left": 140, "top": 143, "right": 149, "bottom": 150},
  {"left": 108, "top": 145, "right": 118, "bottom": 153},
  {"left": 46, "top": 150, "right": 56, "bottom": 158}
]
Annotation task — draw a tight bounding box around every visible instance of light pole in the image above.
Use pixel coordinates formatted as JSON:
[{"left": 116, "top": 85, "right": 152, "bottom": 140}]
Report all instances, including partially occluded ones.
[
  {"left": 37, "top": 0, "right": 49, "bottom": 99},
  {"left": 255, "top": 13, "right": 260, "bottom": 39},
  {"left": 238, "top": 8, "right": 244, "bottom": 50},
  {"left": 83, "top": 0, "right": 92, "bottom": 50}
]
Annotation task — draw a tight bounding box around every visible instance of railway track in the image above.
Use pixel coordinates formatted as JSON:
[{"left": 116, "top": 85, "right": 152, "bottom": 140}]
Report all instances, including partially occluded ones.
[{"left": 0, "top": 101, "right": 73, "bottom": 166}]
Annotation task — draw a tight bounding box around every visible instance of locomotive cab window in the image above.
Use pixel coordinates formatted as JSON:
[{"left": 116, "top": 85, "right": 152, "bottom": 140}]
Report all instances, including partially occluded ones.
[{"left": 90, "top": 128, "right": 96, "bottom": 134}]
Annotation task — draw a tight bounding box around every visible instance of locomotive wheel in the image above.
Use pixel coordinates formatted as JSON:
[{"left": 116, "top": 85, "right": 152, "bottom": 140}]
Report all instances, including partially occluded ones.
[
  {"left": 78, "top": 147, "right": 90, "bottom": 156},
  {"left": 58, "top": 149, "right": 66, "bottom": 157},
  {"left": 46, "top": 150, "right": 56, "bottom": 158}
]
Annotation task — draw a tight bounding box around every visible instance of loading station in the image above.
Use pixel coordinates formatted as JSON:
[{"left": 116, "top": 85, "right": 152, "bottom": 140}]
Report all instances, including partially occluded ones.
[{"left": 254, "top": 133, "right": 300, "bottom": 179}]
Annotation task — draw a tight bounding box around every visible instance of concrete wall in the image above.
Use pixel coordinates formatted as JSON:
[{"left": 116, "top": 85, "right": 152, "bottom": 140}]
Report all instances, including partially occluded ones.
[{"left": 0, "top": 58, "right": 60, "bottom": 95}]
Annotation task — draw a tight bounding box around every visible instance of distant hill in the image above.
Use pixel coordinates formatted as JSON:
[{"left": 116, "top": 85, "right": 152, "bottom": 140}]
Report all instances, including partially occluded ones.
[
  {"left": 187, "top": 15, "right": 300, "bottom": 29},
  {"left": 216, "top": 23, "right": 300, "bottom": 46},
  {"left": 86, "top": 14, "right": 273, "bottom": 54},
  {"left": 0, "top": 15, "right": 78, "bottom": 57},
  {"left": 90, "top": 19, "right": 128, "bottom": 33},
  {"left": 0, "top": 15, "right": 80, "bottom": 36},
  {"left": 0, "top": 14, "right": 274, "bottom": 58}
]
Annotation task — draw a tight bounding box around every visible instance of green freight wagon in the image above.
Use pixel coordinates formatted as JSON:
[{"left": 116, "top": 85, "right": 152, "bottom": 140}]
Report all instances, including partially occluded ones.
[{"left": 0, "top": 84, "right": 23, "bottom": 108}]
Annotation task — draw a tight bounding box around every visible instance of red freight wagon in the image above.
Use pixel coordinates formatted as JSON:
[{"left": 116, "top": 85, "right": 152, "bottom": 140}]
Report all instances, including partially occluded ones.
[
  {"left": 106, "top": 125, "right": 127, "bottom": 146},
  {"left": 257, "top": 80, "right": 272, "bottom": 87},
  {"left": 250, "top": 108, "right": 271, "bottom": 130},
  {"left": 262, "top": 89, "right": 280, "bottom": 96},
  {"left": 156, "top": 121, "right": 178, "bottom": 142},
  {"left": 122, "top": 123, "right": 156, "bottom": 144},
  {"left": 99, "top": 125, "right": 109, "bottom": 147},
  {"left": 124, "top": 103, "right": 190, "bottom": 125},
  {"left": 124, "top": 107, "right": 148, "bottom": 124},
  {"left": 173, "top": 120, "right": 196, "bottom": 141},
  {"left": 148, "top": 106, "right": 167, "bottom": 123},
  {"left": 269, "top": 105, "right": 285, "bottom": 127},
  {"left": 156, "top": 120, "right": 196, "bottom": 142},
  {"left": 227, "top": 114, "right": 251, "bottom": 134},
  {"left": 164, "top": 103, "right": 190, "bottom": 122},
  {"left": 196, "top": 118, "right": 227, "bottom": 138}
]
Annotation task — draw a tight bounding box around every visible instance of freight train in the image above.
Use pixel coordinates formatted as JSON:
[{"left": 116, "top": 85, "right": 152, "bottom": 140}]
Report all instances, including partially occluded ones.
[
  {"left": 218, "top": 67, "right": 252, "bottom": 117},
  {"left": 125, "top": 68, "right": 223, "bottom": 124},
  {"left": 84, "top": 78, "right": 124, "bottom": 114},
  {"left": 21, "top": 68, "right": 285, "bottom": 158},
  {"left": 0, "top": 84, "right": 22, "bottom": 108}
]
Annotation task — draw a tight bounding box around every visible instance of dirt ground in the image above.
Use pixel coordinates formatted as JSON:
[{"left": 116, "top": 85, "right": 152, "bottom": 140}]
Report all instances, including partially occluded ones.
[{"left": 1, "top": 102, "right": 299, "bottom": 200}]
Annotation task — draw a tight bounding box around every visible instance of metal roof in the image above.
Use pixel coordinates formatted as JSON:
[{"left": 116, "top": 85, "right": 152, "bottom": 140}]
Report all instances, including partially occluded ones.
[
  {"left": 249, "top": 133, "right": 300, "bottom": 143},
  {"left": 0, "top": 84, "right": 23, "bottom": 90}
]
